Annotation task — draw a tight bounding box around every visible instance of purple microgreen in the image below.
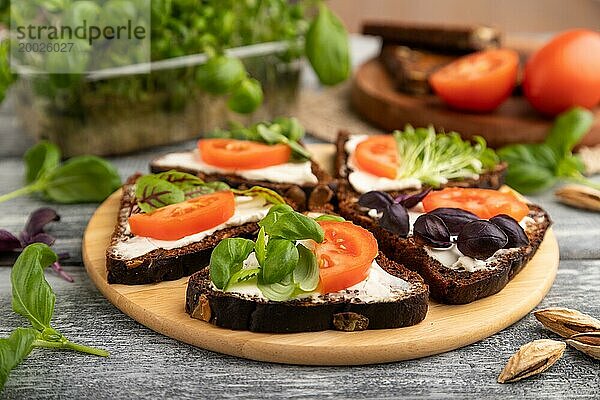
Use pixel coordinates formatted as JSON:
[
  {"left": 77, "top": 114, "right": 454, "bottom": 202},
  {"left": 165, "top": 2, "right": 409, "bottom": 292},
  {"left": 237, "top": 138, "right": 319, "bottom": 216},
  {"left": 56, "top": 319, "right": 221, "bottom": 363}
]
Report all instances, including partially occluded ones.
[
  {"left": 0, "top": 229, "right": 22, "bottom": 252},
  {"left": 428, "top": 207, "right": 479, "bottom": 235},
  {"left": 489, "top": 214, "right": 530, "bottom": 248},
  {"left": 456, "top": 220, "right": 508, "bottom": 260},
  {"left": 379, "top": 203, "right": 410, "bottom": 237},
  {"left": 413, "top": 214, "right": 452, "bottom": 248},
  {"left": 394, "top": 188, "right": 432, "bottom": 209},
  {"left": 23, "top": 207, "right": 60, "bottom": 237},
  {"left": 358, "top": 191, "right": 393, "bottom": 211}
]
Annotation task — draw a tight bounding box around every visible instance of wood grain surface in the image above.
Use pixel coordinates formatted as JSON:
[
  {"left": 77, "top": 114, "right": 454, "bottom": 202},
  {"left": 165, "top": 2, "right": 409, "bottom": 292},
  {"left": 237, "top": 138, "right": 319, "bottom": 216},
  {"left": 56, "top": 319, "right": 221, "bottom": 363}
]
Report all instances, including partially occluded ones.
[
  {"left": 81, "top": 143, "right": 559, "bottom": 364},
  {"left": 351, "top": 59, "right": 600, "bottom": 148}
]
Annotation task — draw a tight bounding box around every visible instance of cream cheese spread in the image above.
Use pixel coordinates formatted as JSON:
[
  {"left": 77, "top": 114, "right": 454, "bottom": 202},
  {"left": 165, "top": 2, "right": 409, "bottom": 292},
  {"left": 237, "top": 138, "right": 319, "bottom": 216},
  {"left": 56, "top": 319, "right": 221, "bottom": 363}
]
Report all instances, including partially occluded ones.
[
  {"left": 110, "top": 196, "right": 272, "bottom": 260},
  {"left": 153, "top": 149, "right": 318, "bottom": 185}
]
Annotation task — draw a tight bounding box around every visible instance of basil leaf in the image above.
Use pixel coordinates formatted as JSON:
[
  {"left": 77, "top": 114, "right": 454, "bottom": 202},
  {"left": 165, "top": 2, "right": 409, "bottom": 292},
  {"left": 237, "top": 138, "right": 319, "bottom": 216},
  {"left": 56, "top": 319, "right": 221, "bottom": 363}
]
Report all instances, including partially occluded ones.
[
  {"left": 261, "top": 239, "right": 299, "bottom": 285},
  {"left": 556, "top": 155, "right": 586, "bottom": 179},
  {"left": 42, "top": 156, "right": 121, "bottom": 203},
  {"left": 256, "top": 124, "right": 311, "bottom": 160},
  {"left": 231, "top": 186, "right": 286, "bottom": 205},
  {"left": 196, "top": 55, "right": 246, "bottom": 95},
  {"left": 258, "top": 204, "right": 294, "bottom": 230},
  {"left": 293, "top": 244, "right": 319, "bottom": 292},
  {"left": 11, "top": 244, "right": 58, "bottom": 331},
  {"left": 227, "top": 77, "right": 263, "bottom": 114},
  {"left": 224, "top": 268, "right": 260, "bottom": 291},
  {"left": 255, "top": 227, "right": 267, "bottom": 265},
  {"left": 314, "top": 214, "right": 345, "bottom": 222},
  {"left": 0, "top": 327, "right": 38, "bottom": 390},
  {"left": 274, "top": 117, "right": 305, "bottom": 142},
  {"left": 257, "top": 273, "right": 296, "bottom": 302},
  {"left": 209, "top": 238, "right": 255, "bottom": 290},
  {"left": 23, "top": 141, "right": 61, "bottom": 184},
  {"left": 153, "top": 170, "right": 205, "bottom": 192},
  {"left": 545, "top": 107, "right": 594, "bottom": 158},
  {"left": 305, "top": 4, "right": 350, "bottom": 85},
  {"left": 135, "top": 175, "right": 185, "bottom": 213},
  {"left": 498, "top": 143, "right": 559, "bottom": 193},
  {"left": 260, "top": 209, "right": 324, "bottom": 242}
]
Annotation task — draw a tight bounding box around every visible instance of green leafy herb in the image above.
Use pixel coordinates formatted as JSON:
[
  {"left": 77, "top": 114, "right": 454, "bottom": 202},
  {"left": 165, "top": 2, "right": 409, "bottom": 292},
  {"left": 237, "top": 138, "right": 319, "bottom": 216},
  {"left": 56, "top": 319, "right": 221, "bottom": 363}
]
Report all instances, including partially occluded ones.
[
  {"left": 293, "top": 244, "right": 319, "bottom": 292},
  {"left": 1, "top": 244, "right": 109, "bottom": 391},
  {"left": 224, "top": 268, "right": 260, "bottom": 291},
  {"left": 206, "top": 117, "right": 311, "bottom": 161},
  {"left": 231, "top": 186, "right": 286, "bottom": 205},
  {"left": 314, "top": 214, "right": 345, "bottom": 222},
  {"left": 255, "top": 227, "right": 267, "bottom": 265},
  {"left": 261, "top": 238, "right": 299, "bottom": 284},
  {"left": 259, "top": 206, "right": 324, "bottom": 242},
  {"left": 393, "top": 125, "right": 499, "bottom": 187},
  {"left": 305, "top": 3, "right": 351, "bottom": 85},
  {"left": 153, "top": 170, "right": 208, "bottom": 193},
  {"left": 227, "top": 77, "right": 264, "bottom": 114},
  {"left": 257, "top": 273, "right": 297, "bottom": 302},
  {"left": 209, "top": 238, "right": 255, "bottom": 289},
  {"left": 0, "top": 142, "right": 121, "bottom": 204},
  {"left": 196, "top": 55, "right": 247, "bottom": 95},
  {"left": 498, "top": 107, "right": 599, "bottom": 194}
]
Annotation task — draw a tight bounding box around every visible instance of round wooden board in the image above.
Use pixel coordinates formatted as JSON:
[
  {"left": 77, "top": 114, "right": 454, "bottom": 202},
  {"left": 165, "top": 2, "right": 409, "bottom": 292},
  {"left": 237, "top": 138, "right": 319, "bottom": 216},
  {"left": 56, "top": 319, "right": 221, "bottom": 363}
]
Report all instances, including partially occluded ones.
[
  {"left": 351, "top": 58, "right": 600, "bottom": 148},
  {"left": 83, "top": 144, "right": 559, "bottom": 365}
]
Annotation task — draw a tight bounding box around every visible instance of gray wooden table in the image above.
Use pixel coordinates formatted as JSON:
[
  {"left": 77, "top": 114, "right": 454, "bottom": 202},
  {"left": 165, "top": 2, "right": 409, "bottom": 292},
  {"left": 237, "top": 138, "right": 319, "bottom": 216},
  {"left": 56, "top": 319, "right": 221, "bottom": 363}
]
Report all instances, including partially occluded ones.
[{"left": 1, "top": 37, "right": 599, "bottom": 399}]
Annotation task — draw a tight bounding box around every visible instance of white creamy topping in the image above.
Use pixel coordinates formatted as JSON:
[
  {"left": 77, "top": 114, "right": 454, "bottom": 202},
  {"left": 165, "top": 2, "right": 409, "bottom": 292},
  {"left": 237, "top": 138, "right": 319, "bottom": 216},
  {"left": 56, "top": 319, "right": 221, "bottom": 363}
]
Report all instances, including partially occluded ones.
[
  {"left": 153, "top": 149, "right": 318, "bottom": 185},
  {"left": 344, "top": 134, "right": 422, "bottom": 194},
  {"left": 110, "top": 196, "right": 272, "bottom": 260},
  {"left": 225, "top": 257, "right": 412, "bottom": 303}
]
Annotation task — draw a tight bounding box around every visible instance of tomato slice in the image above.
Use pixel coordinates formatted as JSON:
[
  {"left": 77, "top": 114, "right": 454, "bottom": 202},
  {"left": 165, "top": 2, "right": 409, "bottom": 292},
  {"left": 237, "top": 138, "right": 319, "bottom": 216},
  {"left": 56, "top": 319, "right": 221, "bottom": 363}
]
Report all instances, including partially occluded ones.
[
  {"left": 354, "top": 135, "right": 398, "bottom": 179},
  {"left": 129, "top": 191, "right": 235, "bottom": 240},
  {"left": 429, "top": 49, "right": 519, "bottom": 112},
  {"left": 198, "top": 138, "right": 291, "bottom": 170},
  {"left": 422, "top": 188, "right": 529, "bottom": 221},
  {"left": 313, "top": 221, "right": 379, "bottom": 294}
]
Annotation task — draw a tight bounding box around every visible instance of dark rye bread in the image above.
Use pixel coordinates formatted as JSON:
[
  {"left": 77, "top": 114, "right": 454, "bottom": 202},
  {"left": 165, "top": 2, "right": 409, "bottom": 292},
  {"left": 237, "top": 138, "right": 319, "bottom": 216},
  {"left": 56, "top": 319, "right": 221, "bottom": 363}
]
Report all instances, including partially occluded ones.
[
  {"left": 339, "top": 199, "right": 552, "bottom": 304},
  {"left": 107, "top": 174, "right": 261, "bottom": 285},
  {"left": 185, "top": 253, "right": 429, "bottom": 333},
  {"left": 335, "top": 130, "right": 508, "bottom": 201},
  {"left": 150, "top": 153, "right": 335, "bottom": 212}
]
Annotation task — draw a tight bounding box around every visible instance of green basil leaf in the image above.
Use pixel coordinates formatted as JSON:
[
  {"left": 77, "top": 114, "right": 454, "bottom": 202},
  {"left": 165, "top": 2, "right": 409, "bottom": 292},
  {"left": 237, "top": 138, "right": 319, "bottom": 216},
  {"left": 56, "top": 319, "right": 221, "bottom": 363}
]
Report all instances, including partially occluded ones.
[
  {"left": 42, "top": 156, "right": 121, "bottom": 203},
  {"left": 23, "top": 141, "right": 61, "bottom": 184},
  {"left": 0, "top": 327, "right": 38, "bottom": 390},
  {"left": 503, "top": 162, "right": 558, "bottom": 194},
  {"left": 209, "top": 238, "right": 255, "bottom": 290},
  {"left": 273, "top": 117, "right": 305, "bottom": 142},
  {"left": 257, "top": 273, "right": 296, "bottom": 302},
  {"left": 499, "top": 143, "right": 558, "bottom": 170},
  {"left": 256, "top": 124, "right": 311, "bottom": 160},
  {"left": 258, "top": 204, "right": 294, "bottom": 229},
  {"left": 314, "top": 214, "right": 345, "bottom": 222},
  {"left": 231, "top": 186, "right": 286, "bottom": 205},
  {"left": 11, "top": 244, "right": 58, "bottom": 331},
  {"left": 305, "top": 4, "right": 350, "bottom": 85},
  {"left": 259, "top": 208, "right": 324, "bottom": 242},
  {"left": 261, "top": 238, "right": 299, "bottom": 284},
  {"left": 545, "top": 107, "right": 594, "bottom": 158},
  {"left": 196, "top": 55, "right": 246, "bottom": 95},
  {"left": 255, "top": 227, "right": 267, "bottom": 265},
  {"left": 556, "top": 155, "right": 586, "bottom": 179},
  {"left": 286, "top": 140, "right": 312, "bottom": 161},
  {"left": 293, "top": 244, "right": 319, "bottom": 292},
  {"left": 135, "top": 175, "right": 185, "bottom": 213},
  {"left": 227, "top": 77, "right": 263, "bottom": 114},
  {"left": 224, "top": 268, "right": 260, "bottom": 291}
]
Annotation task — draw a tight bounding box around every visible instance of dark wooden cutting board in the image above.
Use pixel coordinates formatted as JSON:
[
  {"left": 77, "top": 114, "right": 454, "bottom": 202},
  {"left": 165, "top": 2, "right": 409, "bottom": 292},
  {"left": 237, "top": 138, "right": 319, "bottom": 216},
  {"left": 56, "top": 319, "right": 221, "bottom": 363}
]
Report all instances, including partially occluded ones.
[{"left": 351, "top": 58, "right": 600, "bottom": 148}]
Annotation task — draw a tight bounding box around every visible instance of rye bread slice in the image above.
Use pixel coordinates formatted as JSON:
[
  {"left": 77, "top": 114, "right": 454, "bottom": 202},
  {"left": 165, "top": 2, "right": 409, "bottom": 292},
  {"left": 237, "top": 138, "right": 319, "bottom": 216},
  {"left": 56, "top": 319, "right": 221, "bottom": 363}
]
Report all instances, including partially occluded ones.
[
  {"left": 150, "top": 151, "right": 335, "bottom": 212},
  {"left": 335, "top": 130, "right": 508, "bottom": 201},
  {"left": 185, "top": 252, "right": 429, "bottom": 333},
  {"left": 339, "top": 198, "right": 552, "bottom": 304},
  {"left": 106, "top": 174, "right": 263, "bottom": 285}
]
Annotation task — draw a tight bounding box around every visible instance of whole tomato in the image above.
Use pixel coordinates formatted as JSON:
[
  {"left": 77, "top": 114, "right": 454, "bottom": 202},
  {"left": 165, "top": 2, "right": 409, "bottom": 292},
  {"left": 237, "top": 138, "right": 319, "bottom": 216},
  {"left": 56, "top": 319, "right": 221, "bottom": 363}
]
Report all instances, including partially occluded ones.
[{"left": 523, "top": 29, "right": 600, "bottom": 116}]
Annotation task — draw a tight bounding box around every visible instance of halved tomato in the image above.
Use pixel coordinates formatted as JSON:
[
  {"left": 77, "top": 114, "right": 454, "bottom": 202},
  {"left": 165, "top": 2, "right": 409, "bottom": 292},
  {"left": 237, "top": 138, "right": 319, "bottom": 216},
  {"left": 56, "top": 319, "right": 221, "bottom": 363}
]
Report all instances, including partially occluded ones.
[
  {"left": 354, "top": 135, "right": 398, "bottom": 179},
  {"left": 198, "top": 138, "right": 291, "bottom": 170},
  {"left": 422, "top": 188, "right": 529, "bottom": 221},
  {"left": 429, "top": 49, "right": 519, "bottom": 112},
  {"left": 129, "top": 191, "right": 235, "bottom": 240},
  {"left": 313, "top": 220, "right": 379, "bottom": 294}
]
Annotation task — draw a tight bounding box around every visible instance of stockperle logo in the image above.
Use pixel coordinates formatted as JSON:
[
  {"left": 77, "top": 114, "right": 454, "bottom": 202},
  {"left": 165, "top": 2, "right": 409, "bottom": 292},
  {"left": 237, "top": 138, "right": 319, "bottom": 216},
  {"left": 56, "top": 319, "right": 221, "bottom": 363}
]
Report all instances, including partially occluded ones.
[{"left": 10, "top": 1, "right": 151, "bottom": 74}]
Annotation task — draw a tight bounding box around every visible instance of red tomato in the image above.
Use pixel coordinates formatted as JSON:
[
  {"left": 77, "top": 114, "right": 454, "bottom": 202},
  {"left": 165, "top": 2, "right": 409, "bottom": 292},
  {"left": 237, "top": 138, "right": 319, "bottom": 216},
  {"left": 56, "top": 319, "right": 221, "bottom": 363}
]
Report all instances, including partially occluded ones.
[
  {"left": 354, "top": 135, "right": 398, "bottom": 179},
  {"left": 313, "top": 221, "right": 379, "bottom": 294},
  {"left": 422, "top": 188, "right": 529, "bottom": 221},
  {"left": 429, "top": 49, "right": 519, "bottom": 112},
  {"left": 129, "top": 191, "right": 235, "bottom": 240},
  {"left": 523, "top": 29, "right": 600, "bottom": 116},
  {"left": 198, "top": 138, "right": 291, "bottom": 170}
]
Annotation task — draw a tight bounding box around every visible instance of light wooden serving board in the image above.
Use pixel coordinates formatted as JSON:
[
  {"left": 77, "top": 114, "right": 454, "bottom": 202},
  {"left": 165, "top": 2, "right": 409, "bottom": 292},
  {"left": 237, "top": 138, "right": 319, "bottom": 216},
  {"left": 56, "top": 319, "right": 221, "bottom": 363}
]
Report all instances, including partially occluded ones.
[
  {"left": 83, "top": 144, "right": 559, "bottom": 365},
  {"left": 351, "top": 59, "right": 600, "bottom": 148}
]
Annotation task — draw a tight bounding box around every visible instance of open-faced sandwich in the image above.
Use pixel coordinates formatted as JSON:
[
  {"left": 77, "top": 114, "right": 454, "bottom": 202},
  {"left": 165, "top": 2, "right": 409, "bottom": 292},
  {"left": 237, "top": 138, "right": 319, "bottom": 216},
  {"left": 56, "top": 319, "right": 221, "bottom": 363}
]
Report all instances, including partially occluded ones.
[
  {"left": 185, "top": 206, "right": 429, "bottom": 332},
  {"left": 150, "top": 118, "right": 335, "bottom": 211},
  {"left": 106, "top": 170, "right": 289, "bottom": 284},
  {"left": 335, "top": 126, "right": 551, "bottom": 304}
]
